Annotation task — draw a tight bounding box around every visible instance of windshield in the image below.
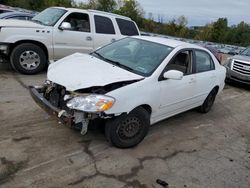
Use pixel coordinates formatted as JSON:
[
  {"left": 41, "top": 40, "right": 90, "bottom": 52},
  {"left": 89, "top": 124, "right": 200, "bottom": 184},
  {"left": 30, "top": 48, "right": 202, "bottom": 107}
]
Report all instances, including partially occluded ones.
[
  {"left": 31, "top": 8, "right": 66, "bottom": 26},
  {"left": 240, "top": 47, "right": 250, "bottom": 56},
  {"left": 93, "top": 38, "right": 173, "bottom": 76}
]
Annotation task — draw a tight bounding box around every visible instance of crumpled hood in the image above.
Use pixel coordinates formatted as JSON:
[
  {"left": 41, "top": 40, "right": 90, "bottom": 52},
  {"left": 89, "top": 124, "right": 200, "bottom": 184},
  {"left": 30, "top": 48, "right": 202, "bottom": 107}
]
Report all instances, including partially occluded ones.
[
  {"left": 0, "top": 19, "right": 44, "bottom": 28},
  {"left": 232, "top": 55, "right": 250, "bottom": 63},
  {"left": 48, "top": 53, "right": 144, "bottom": 91}
]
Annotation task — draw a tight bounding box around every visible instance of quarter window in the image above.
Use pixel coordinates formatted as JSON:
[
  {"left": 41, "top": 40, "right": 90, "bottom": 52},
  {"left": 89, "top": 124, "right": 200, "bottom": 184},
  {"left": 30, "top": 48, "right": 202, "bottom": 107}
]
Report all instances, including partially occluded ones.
[
  {"left": 195, "top": 50, "right": 215, "bottom": 73},
  {"left": 116, "top": 18, "right": 139, "bottom": 36},
  {"left": 62, "top": 13, "right": 90, "bottom": 32},
  {"left": 94, "top": 15, "right": 115, "bottom": 34}
]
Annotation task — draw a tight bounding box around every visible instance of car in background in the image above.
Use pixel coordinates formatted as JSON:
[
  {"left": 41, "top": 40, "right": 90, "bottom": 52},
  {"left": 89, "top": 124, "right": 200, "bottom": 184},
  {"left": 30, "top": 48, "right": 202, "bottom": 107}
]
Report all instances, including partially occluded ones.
[
  {"left": 204, "top": 45, "right": 223, "bottom": 63},
  {"left": 0, "top": 7, "right": 140, "bottom": 75},
  {"left": 0, "top": 7, "right": 13, "bottom": 14},
  {"left": 224, "top": 46, "right": 250, "bottom": 84},
  {"left": 0, "top": 11, "right": 36, "bottom": 20},
  {"left": 30, "top": 36, "right": 226, "bottom": 148}
]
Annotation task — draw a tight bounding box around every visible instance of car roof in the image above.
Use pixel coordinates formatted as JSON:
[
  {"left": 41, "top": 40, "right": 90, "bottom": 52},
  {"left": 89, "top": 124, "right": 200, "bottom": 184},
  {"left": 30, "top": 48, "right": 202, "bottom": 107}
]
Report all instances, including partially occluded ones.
[
  {"left": 132, "top": 36, "right": 204, "bottom": 49},
  {"left": 50, "top": 7, "right": 131, "bottom": 20}
]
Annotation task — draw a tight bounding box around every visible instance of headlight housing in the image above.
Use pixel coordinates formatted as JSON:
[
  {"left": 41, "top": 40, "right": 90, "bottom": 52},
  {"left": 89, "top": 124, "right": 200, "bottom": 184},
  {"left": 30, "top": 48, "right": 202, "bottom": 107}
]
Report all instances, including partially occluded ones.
[{"left": 66, "top": 94, "right": 115, "bottom": 112}]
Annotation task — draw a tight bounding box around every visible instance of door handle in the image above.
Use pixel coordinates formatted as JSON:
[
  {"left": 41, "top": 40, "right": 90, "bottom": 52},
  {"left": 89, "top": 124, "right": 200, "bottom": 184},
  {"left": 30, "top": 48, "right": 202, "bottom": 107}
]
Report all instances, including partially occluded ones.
[
  {"left": 111, "top": 38, "right": 116, "bottom": 42},
  {"left": 86, "top": 36, "right": 92, "bottom": 41}
]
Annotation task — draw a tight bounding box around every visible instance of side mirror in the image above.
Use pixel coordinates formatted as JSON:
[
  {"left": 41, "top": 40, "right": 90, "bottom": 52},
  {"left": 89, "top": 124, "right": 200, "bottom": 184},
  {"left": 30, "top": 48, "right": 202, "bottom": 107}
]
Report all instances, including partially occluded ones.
[
  {"left": 163, "top": 70, "right": 183, "bottom": 80},
  {"left": 59, "top": 22, "right": 71, "bottom": 30}
]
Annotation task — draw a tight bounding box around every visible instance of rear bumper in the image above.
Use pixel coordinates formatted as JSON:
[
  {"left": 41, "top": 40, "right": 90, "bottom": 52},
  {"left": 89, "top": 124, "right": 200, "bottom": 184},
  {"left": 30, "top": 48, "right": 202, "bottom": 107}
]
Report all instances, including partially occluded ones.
[
  {"left": 225, "top": 67, "right": 250, "bottom": 85},
  {"left": 29, "top": 86, "right": 74, "bottom": 126}
]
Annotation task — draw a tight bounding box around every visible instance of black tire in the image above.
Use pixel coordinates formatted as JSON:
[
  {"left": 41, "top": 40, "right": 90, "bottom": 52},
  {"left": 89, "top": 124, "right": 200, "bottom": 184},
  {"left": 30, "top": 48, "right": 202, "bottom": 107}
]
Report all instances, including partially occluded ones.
[
  {"left": 10, "top": 43, "right": 47, "bottom": 74},
  {"left": 105, "top": 107, "right": 150, "bottom": 148},
  {"left": 198, "top": 88, "right": 218, "bottom": 113}
]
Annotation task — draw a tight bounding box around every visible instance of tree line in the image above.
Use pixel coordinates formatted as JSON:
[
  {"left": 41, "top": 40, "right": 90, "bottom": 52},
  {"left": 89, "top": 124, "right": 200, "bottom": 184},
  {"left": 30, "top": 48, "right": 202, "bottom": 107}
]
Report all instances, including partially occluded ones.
[{"left": 2, "top": 0, "right": 250, "bottom": 46}]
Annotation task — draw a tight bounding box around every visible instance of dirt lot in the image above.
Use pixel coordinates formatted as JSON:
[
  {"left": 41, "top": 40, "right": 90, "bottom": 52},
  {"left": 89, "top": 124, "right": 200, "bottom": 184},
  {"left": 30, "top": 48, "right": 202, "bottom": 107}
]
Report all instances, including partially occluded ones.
[{"left": 0, "top": 63, "right": 250, "bottom": 188}]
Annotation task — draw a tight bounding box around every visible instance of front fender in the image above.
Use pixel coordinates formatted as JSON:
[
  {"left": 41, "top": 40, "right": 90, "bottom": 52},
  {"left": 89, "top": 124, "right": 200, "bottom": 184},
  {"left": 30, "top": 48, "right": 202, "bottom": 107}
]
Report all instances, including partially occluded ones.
[
  {"left": 105, "top": 78, "right": 160, "bottom": 117},
  {"left": 0, "top": 27, "right": 53, "bottom": 59}
]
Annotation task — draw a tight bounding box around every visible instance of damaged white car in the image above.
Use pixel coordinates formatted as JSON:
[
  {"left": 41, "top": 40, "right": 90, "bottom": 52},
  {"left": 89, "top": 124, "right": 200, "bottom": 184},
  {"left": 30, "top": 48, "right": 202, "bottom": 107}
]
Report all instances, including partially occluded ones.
[{"left": 30, "top": 36, "right": 226, "bottom": 148}]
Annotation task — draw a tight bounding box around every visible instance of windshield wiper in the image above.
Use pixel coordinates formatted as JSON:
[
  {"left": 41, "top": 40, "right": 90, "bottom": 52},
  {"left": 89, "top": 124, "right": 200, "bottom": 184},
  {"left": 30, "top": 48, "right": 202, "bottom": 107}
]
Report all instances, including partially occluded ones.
[
  {"left": 91, "top": 52, "right": 134, "bottom": 72},
  {"left": 91, "top": 51, "right": 105, "bottom": 59}
]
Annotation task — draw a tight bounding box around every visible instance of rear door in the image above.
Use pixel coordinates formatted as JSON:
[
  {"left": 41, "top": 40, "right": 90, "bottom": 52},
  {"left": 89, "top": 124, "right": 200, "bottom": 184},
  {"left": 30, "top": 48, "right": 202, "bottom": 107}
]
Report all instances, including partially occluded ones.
[
  {"left": 53, "top": 12, "right": 94, "bottom": 60},
  {"left": 192, "top": 50, "right": 217, "bottom": 104},
  {"left": 93, "top": 15, "right": 118, "bottom": 49}
]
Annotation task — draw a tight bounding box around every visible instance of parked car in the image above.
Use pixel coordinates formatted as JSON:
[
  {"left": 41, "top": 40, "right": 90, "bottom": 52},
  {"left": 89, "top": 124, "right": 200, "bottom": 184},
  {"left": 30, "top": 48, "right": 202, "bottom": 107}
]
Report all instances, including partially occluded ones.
[
  {"left": 0, "top": 8, "right": 14, "bottom": 14},
  {"left": 219, "top": 47, "right": 231, "bottom": 54},
  {"left": 224, "top": 46, "right": 250, "bottom": 84},
  {"left": 0, "top": 11, "right": 36, "bottom": 20},
  {"left": 204, "top": 45, "right": 223, "bottom": 63},
  {"left": 0, "top": 7, "right": 140, "bottom": 74},
  {"left": 30, "top": 36, "right": 226, "bottom": 148}
]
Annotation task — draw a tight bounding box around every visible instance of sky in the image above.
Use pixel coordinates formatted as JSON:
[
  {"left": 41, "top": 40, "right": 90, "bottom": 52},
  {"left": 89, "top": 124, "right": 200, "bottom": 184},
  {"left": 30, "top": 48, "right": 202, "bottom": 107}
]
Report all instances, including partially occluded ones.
[{"left": 76, "top": 0, "right": 250, "bottom": 26}]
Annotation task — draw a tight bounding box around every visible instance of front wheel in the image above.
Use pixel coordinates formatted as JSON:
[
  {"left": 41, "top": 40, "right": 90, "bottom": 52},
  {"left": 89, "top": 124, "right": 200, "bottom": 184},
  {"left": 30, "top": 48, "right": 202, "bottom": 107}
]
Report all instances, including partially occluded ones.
[
  {"left": 198, "top": 88, "right": 218, "bottom": 113},
  {"left": 10, "top": 43, "right": 47, "bottom": 74},
  {"left": 105, "top": 107, "right": 150, "bottom": 148}
]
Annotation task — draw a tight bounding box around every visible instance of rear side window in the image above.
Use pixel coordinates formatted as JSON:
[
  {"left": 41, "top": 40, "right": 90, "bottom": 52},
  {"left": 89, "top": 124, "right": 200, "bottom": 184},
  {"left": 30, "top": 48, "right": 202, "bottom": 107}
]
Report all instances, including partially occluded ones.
[
  {"left": 116, "top": 18, "right": 139, "bottom": 36},
  {"left": 195, "top": 50, "right": 215, "bottom": 73},
  {"left": 94, "top": 15, "right": 115, "bottom": 34}
]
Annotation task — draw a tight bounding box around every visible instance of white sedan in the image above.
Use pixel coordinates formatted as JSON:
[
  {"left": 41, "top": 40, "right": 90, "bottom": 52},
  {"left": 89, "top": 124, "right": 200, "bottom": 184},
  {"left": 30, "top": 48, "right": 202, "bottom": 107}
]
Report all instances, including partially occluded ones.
[{"left": 30, "top": 36, "right": 226, "bottom": 148}]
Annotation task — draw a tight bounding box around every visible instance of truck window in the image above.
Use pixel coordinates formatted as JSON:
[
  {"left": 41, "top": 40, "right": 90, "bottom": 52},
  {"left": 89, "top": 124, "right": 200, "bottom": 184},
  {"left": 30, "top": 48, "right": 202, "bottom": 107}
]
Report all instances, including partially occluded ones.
[
  {"left": 63, "top": 13, "right": 90, "bottom": 32},
  {"left": 116, "top": 18, "right": 139, "bottom": 36},
  {"left": 94, "top": 15, "right": 115, "bottom": 34}
]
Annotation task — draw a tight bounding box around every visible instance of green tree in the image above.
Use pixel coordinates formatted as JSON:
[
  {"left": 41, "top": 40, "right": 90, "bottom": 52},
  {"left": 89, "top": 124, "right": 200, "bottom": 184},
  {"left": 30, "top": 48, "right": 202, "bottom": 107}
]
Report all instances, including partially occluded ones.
[
  {"left": 194, "top": 24, "right": 213, "bottom": 41},
  {"left": 78, "top": 0, "right": 116, "bottom": 12},
  {"left": 114, "top": 0, "right": 144, "bottom": 27},
  {"left": 210, "top": 18, "right": 228, "bottom": 43},
  {"left": 96, "top": 0, "right": 117, "bottom": 12}
]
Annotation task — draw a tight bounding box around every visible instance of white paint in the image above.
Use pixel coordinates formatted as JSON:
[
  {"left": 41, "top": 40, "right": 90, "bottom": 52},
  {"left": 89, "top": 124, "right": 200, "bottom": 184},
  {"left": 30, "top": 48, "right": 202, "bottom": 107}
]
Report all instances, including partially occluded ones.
[
  {"left": 47, "top": 53, "right": 144, "bottom": 91},
  {"left": 47, "top": 36, "right": 226, "bottom": 125}
]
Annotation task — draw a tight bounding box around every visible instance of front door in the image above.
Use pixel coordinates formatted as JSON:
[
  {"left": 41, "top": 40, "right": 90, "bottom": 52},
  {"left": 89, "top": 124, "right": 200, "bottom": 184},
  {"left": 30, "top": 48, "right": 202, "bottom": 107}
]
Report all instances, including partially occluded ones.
[
  {"left": 53, "top": 12, "right": 94, "bottom": 60},
  {"left": 192, "top": 50, "right": 217, "bottom": 104},
  {"left": 157, "top": 50, "right": 196, "bottom": 119}
]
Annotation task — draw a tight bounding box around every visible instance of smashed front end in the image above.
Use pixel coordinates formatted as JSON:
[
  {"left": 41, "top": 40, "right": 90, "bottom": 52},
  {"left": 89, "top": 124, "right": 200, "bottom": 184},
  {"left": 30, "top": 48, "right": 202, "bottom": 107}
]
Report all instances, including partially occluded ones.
[
  {"left": 29, "top": 81, "right": 117, "bottom": 135},
  {"left": 29, "top": 79, "right": 139, "bottom": 135}
]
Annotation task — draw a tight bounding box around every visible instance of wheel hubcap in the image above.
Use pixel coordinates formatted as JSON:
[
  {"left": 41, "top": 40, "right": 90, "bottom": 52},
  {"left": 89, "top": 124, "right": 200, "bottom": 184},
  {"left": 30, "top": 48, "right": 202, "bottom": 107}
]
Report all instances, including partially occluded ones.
[
  {"left": 118, "top": 117, "right": 142, "bottom": 140},
  {"left": 19, "top": 51, "right": 40, "bottom": 70}
]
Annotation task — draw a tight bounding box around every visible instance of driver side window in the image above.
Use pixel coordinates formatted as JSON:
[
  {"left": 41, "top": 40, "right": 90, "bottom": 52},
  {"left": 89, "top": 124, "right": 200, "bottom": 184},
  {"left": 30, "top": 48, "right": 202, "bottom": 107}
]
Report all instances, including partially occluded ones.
[
  {"left": 62, "top": 13, "right": 90, "bottom": 32},
  {"left": 165, "top": 50, "right": 193, "bottom": 75}
]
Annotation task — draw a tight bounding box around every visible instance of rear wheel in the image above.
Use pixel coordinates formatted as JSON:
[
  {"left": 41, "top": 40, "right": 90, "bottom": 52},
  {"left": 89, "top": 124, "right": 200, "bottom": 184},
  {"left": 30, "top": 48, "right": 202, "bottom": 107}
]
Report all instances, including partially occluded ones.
[
  {"left": 105, "top": 107, "right": 150, "bottom": 148},
  {"left": 198, "top": 88, "right": 218, "bottom": 113},
  {"left": 10, "top": 43, "right": 47, "bottom": 74}
]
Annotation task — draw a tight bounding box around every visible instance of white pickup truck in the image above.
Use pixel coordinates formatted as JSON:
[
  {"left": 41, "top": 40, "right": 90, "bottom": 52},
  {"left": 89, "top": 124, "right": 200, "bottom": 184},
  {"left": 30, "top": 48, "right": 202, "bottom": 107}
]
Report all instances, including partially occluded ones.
[{"left": 0, "top": 7, "right": 140, "bottom": 74}]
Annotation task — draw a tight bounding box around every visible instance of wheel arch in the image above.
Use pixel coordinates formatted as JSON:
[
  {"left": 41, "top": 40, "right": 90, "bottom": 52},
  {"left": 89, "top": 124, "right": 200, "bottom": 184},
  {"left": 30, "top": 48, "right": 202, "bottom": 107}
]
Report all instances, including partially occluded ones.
[
  {"left": 10, "top": 40, "right": 48, "bottom": 60},
  {"left": 131, "top": 104, "right": 152, "bottom": 115},
  {"left": 213, "top": 85, "right": 219, "bottom": 94}
]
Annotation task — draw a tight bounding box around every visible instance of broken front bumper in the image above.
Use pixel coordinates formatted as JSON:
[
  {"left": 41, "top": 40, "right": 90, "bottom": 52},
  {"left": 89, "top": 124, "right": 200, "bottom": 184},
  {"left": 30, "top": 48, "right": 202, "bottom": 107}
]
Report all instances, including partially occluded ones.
[{"left": 29, "top": 86, "right": 74, "bottom": 126}]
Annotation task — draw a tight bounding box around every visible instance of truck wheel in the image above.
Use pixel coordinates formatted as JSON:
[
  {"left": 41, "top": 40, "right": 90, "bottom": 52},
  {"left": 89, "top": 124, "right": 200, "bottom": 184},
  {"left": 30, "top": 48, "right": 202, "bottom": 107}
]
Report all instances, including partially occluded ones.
[
  {"left": 10, "top": 43, "right": 47, "bottom": 74},
  {"left": 198, "top": 88, "right": 218, "bottom": 113},
  {"left": 105, "top": 107, "right": 150, "bottom": 148}
]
